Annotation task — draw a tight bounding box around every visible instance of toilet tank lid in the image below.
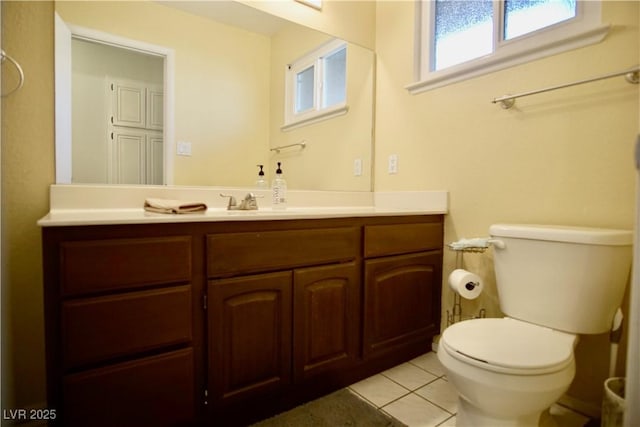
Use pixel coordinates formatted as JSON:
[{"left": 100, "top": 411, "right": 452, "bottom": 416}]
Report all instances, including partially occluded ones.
[{"left": 489, "top": 224, "right": 632, "bottom": 246}]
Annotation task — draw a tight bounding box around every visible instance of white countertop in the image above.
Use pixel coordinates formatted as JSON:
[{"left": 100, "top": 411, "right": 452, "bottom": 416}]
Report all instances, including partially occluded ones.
[{"left": 37, "top": 185, "right": 448, "bottom": 227}]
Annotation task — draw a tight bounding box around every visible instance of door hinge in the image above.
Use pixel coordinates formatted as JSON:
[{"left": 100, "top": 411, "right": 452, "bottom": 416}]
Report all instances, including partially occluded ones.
[
  {"left": 110, "top": 83, "right": 114, "bottom": 91},
  {"left": 204, "top": 389, "right": 208, "bottom": 405},
  {"left": 203, "top": 294, "right": 208, "bottom": 310}
]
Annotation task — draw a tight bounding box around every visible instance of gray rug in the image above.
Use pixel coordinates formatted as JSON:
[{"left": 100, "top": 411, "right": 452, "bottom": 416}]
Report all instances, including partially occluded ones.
[{"left": 251, "top": 389, "right": 406, "bottom": 427}]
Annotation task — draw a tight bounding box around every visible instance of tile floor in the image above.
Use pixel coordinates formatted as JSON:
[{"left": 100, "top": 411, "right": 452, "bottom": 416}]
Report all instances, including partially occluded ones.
[{"left": 347, "top": 351, "right": 593, "bottom": 427}]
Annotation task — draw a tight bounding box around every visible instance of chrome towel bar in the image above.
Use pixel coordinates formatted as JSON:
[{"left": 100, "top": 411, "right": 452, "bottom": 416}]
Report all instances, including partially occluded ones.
[
  {"left": 493, "top": 65, "right": 639, "bottom": 109},
  {"left": 270, "top": 140, "right": 307, "bottom": 153}
]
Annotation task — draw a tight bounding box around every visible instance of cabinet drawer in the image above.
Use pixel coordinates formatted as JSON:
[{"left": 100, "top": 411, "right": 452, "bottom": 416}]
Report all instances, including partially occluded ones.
[
  {"left": 62, "top": 285, "right": 192, "bottom": 369},
  {"left": 207, "top": 227, "right": 358, "bottom": 277},
  {"left": 364, "top": 222, "right": 442, "bottom": 258},
  {"left": 63, "top": 348, "right": 194, "bottom": 427},
  {"left": 60, "top": 236, "right": 191, "bottom": 296}
]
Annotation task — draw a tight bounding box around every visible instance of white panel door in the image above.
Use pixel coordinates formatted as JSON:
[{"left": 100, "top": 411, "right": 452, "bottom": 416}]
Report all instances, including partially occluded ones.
[
  {"left": 147, "top": 86, "right": 164, "bottom": 130},
  {"left": 112, "top": 80, "right": 146, "bottom": 129},
  {"left": 111, "top": 129, "right": 145, "bottom": 184},
  {"left": 146, "top": 133, "right": 164, "bottom": 185}
]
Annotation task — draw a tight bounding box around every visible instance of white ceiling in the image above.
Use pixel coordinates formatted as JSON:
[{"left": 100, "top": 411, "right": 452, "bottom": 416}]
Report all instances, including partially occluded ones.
[{"left": 156, "top": 1, "right": 289, "bottom": 36}]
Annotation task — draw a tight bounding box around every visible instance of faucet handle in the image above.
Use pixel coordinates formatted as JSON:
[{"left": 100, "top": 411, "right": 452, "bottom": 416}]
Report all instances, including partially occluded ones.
[
  {"left": 242, "top": 192, "right": 261, "bottom": 210},
  {"left": 243, "top": 192, "right": 264, "bottom": 200},
  {"left": 219, "top": 193, "right": 237, "bottom": 209}
]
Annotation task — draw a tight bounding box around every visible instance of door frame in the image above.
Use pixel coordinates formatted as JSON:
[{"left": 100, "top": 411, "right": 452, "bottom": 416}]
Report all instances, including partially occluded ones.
[{"left": 54, "top": 12, "right": 175, "bottom": 185}]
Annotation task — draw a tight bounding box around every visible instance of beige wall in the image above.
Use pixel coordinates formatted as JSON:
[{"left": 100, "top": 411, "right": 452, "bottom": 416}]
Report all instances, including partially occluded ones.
[
  {"left": 1, "top": 0, "right": 55, "bottom": 410},
  {"left": 374, "top": 0, "right": 639, "bottom": 410}
]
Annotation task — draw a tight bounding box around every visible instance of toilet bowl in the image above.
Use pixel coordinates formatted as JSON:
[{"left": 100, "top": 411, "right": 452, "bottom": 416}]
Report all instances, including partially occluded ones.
[
  {"left": 438, "top": 224, "right": 632, "bottom": 427},
  {"left": 438, "top": 318, "right": 577, "bottom": 427}
]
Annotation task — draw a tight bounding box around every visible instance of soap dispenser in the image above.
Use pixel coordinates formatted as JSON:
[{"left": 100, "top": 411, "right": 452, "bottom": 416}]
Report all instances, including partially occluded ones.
[
  {"left": 271, "top": 162, "right": 287, "bottom": 210},
  {"left": 255, "top": 165, "right": 267, "bottom": 189}
]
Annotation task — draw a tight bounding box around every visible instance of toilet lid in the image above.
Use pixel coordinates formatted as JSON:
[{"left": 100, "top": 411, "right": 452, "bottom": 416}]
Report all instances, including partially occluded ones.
[{"left": 441, "top": 318, "right": 576, "bottom": 374}]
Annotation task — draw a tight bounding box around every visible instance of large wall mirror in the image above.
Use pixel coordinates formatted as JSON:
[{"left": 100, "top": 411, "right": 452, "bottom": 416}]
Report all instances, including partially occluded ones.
[{"left": 55, "top": 1, "right": 374, "bottom": 192}]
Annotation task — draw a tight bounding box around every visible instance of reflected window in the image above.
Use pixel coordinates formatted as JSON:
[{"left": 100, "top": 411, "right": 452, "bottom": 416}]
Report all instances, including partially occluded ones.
[
  {"left": 295, "top": 65, "right": 315, "bottom": 113},
  {"left": 322, "top": 47, "right": 346, "bottom": 108},
  {"left": 284, "top": 39, "right": 347, "bottom": 129}
]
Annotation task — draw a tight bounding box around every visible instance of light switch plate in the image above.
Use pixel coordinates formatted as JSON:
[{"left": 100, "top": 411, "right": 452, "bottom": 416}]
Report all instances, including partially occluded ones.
[
  {"left": 354, "top": 158, "right": 363, "bottom": 176},
  {"left": 177, "top": 141, "right": 192, "bottom": 156},
  {"left": 388, "top": 154, "right": 398, "bottom": 174}
]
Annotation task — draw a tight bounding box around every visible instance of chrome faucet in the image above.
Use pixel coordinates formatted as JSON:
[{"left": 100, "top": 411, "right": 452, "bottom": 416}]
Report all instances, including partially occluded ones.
[{"left": 220, "top": 193, "right": 260, "bottom": 210}]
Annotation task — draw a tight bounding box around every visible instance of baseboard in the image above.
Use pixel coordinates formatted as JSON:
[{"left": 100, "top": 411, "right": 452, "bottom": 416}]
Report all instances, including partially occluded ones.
[{"left": 558, "top": 394, "right": 601, "bottom": 419}]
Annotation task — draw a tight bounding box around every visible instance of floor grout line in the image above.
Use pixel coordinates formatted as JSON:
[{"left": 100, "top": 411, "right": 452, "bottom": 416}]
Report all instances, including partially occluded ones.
[
  {"left": 435, "top": 414, "right": 456, "bottom": 427},
  {"left": 410, "top": 390, "right": 457, "bottom": 415}
]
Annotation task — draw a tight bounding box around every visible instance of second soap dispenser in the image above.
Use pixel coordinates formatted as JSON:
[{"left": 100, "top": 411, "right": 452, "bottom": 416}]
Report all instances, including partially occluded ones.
[
  {"left": 255, "top": 165, "right": 267, "bottom": 189},
  {"left": 271, "top": 162, "right": 287, "bottom": 210}
]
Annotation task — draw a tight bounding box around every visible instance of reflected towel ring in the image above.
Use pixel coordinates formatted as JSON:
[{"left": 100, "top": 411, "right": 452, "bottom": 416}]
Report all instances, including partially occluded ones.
[{"left": 1, "top": 49, "right": 25, "bottom": 97}]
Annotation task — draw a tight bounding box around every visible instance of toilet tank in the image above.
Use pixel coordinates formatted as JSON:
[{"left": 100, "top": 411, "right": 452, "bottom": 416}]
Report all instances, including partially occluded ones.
[{"left": 489, "top": 224, "right": 632, "bottom": 334}]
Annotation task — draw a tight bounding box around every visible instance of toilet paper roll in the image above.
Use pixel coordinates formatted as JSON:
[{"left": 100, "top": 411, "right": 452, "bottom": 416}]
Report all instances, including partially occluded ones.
[{"left": 448, "top": 269, "right": 483, "bottom": 300}]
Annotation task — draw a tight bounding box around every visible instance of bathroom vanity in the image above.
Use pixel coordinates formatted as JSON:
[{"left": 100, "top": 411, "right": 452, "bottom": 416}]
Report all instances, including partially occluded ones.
[{"left": 39, "top": 191, "right": 445, "bottom": 426}]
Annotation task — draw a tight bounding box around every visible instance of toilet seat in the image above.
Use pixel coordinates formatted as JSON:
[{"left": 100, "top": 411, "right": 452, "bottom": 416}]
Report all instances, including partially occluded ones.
[{"left": 440, "top": 318, "right": 576, "bottom": 376}]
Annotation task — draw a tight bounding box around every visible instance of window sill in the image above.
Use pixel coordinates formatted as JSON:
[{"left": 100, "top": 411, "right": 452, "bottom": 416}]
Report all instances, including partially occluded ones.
[
  {"left": 281, "top": 105, "right": 349, "bottom": 132},
  {"left": 406, "top": 23, "right": 610, "bottom": 95}
]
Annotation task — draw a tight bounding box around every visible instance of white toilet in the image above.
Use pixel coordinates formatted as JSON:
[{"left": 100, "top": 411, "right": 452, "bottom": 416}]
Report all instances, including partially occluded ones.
[{"left": 438, "top": 224, "right": 632, "bottom": 427}]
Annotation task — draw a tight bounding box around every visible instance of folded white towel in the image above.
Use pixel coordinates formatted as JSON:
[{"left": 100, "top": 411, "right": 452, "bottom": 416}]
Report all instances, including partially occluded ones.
[
  {"left": 144, "top": 198, "right": 207, "bottom": 214},
  {"left": 449, "top": 237, "right": 490, "bottom": 250}
]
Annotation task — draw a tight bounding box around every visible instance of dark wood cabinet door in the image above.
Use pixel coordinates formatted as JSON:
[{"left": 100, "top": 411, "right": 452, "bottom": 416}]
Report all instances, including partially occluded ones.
[
  {"left": 293, "top": 262, "right": 360, "bottom": 382},
  {"left": 208, "top": 271, "right": 292, "bottom": 406},
  {"left": 63, "top": 348, "right": 195, "bottom": 427},
  {"left": 363, "top": 251, "right": 442, "bottom": 358}
]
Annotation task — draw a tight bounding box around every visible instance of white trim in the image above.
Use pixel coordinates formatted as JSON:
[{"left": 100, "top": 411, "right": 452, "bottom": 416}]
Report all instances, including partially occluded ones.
[
  {"left": 408, "top": 0, "right": 609, "bottom": 95},
  {"left": 295, "top": 0, "right": 322, "bottom": 11},
  {"left": 54, "top": 12, "right": 72, "bottom": 183},
  {"left": 281, "top": 105, "right": 348, "bottom": 132},
  {"left": 54, "top": 18, "right": 175, "bottom": 185},
  {"left": 626, "top": 150, "right": 640, "bottom": 427}
]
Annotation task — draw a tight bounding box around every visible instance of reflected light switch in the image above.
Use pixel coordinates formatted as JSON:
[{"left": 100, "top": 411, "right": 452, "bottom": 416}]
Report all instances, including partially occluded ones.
[{"left": 177, "top": 141, "right": 192, "bottom": 156}]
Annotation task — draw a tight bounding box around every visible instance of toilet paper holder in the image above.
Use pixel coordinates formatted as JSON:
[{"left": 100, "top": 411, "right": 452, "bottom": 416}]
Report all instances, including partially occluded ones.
[
  {"left": 464, "top": 281, "right": 479, "bottom": 291},
  {"left": 446, "top": 238, "right": 493, "bottom": 326}
]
